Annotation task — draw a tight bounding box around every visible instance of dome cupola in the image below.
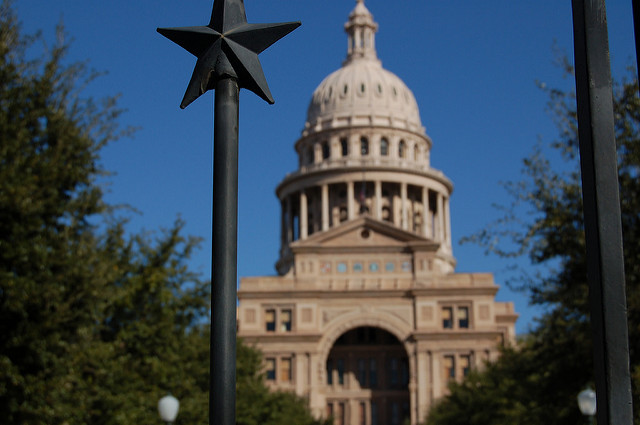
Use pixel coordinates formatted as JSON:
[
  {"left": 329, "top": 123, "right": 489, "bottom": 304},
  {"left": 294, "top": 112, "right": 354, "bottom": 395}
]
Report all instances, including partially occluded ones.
[{"left": 304, "top": 0, "right": 423, "bottom": 136}]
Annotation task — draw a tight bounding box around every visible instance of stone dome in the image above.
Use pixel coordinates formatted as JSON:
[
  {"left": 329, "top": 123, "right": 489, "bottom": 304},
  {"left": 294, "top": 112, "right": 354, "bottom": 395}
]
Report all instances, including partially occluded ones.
[{"left": 304, "top": 0, "right": 423, "bottom": 136}]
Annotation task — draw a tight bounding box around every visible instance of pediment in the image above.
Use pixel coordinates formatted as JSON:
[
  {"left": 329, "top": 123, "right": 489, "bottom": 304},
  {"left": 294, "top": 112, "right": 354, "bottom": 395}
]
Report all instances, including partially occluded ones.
[{"left": 291, "top": 217, "right": 436, "bottom": 251}]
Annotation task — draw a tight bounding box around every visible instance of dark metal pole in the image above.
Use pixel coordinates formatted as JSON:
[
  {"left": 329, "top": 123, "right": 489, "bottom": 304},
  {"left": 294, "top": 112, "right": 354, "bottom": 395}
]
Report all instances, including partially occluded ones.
[
  {"left": 633, "top": 0, "right": 640, "bottom": 92},
  {"left": 210, "top": 77, "right": 239, "bottom": 425},
  {"left": 571, "top": 1, "right": 633, "bottom": 424}
]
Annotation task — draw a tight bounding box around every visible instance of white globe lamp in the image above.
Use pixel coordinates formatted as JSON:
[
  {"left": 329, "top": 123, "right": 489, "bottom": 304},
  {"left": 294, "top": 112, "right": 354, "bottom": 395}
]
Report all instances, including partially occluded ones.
[
  {"left": 158, "top": 394, "right": 180, "bottom": 424},
  {"left": 577, "top": 388, "right": 596, "bottom": 424}
]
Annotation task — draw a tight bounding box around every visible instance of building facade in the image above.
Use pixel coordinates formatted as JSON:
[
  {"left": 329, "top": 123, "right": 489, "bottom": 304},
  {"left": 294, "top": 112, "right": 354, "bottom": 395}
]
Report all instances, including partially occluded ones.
[{"left": 237, "top": 1, "right": 517, "bottom": 424}]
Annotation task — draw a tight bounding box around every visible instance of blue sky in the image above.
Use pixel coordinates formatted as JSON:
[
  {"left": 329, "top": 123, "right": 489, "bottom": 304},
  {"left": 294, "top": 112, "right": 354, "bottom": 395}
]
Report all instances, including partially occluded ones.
[{"left": 15, "top": 1, "right": 637, "bottom": 334}]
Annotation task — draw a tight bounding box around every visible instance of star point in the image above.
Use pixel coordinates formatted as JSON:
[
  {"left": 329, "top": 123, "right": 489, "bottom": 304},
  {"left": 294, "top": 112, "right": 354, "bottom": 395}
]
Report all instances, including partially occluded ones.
[{"left": 158, "top": 0, "right": 300, "bottom": 108}]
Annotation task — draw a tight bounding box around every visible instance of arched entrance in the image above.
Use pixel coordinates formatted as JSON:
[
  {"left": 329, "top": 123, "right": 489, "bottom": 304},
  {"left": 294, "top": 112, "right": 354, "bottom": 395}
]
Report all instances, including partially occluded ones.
[{"left": 325, "top": 326, "right": 410, "bottom": 425}]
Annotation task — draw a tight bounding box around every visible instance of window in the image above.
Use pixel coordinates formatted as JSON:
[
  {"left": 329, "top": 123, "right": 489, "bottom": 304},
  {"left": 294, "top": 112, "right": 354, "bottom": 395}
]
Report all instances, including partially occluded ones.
[
  {"left": 398, "top": 140, "right": 406, "bottom": 158},
  {"left": 360, "top": 137, "right": 369, "bottom": 156},
  {"left": 380, "top": 138, "right": 389, "bottom": 156},
  {"left": 266, "top": 308, "right": 293, "bottom": 332},
  {"left": 442, "top": 307, "right": 453, "bottom": 329},
  {"left": 265, "top": 309, "right": 276, "bottom": 332},
  {"left": 280, "top": 309, "right": 292, "bottom": 332},
  {"left": 358, "top": 358, "right": 366, "bottom": 386},
  {"left": 326, "top": 359, "right": 333, "bottom": 385},
  {"left": 401, "top": 358, "right": 409, "bottom": 386},
  {"left": 443, "top": 355, "right": 455, "bottom": 380},
  {"left": 458, "top": 306, "right": 469, "bottom": 329},
  {"left": 337, "top": 262, "right": 347, "bottom": 273},
  {"left": 359, "top": 402, "right": 366, "bottom": 425},
  {"left": 280, "top": 357, "right": 292, "bottom": 382},
  {"left": 327, "top": 404, "right": 334, "bottom": 420},
  {"left": 306, "top": 146, "right": 314, "bottom": 164},
  {"left": 390, "top": 357, "right": 399, "bottom": 387},
  {"left": 369, "top": 358, "right": 378, "bottom": 388},
  {"left": 414, "top": 144, "right": 419, "bottom": 161},
  {"left": 337, "top": 403, "right": 345, "bottom": 425},
  {"left": 460, "top": 354, "right": 471, "bottom": 377},
  {"left": 391, "top": 402, "right": 400, "bottom": 425},
  {"left": 322, "top": 141, "right": 330, "bottom": 160},
  {"left": 266, "top": 358, "right": 276, "bottom": 381},
  {"left": 341, "top": 138, "right": 348, "bottom": 156},
  {"left": 371, "top": 402, "right": 378, "bottom": 425},
  {"left": 442, "top": 305, "right": 471, "bottom": 329}
]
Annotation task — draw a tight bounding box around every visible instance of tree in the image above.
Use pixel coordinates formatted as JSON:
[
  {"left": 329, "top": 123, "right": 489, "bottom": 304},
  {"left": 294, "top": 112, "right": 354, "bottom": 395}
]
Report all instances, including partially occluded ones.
[
  {"left": 0, "top": 2, "right": 324, "bottom": 424},
  {"left": 424, "top": 65, "right": 640, "bottom": 424}
]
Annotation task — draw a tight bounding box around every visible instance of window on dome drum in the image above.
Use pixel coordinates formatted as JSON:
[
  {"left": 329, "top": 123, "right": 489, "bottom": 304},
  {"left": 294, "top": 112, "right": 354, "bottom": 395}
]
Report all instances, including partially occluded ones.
[
  {"left": 306, "top": 146, "right": 314, "bottom": 164},
  {"left": 380, "top": 137, "right": 389, "bottom": 156},
  {"left": 340, "top": 138, "right": 348, "bottom": 156},
  {"left": 265, "top": 309, "right": 276, "bottom": 332},
  {"left": 398, "top": 140, "right": 406, "bottom": 158},
  {"left": 322, "top": 141, "right": 330, "bottom": 160},
  {"left": 360, "top": 137, "right": 369, "bottom": 156},
  {"left": 266, "top": 358, "right": 276, "bottom": 381}
]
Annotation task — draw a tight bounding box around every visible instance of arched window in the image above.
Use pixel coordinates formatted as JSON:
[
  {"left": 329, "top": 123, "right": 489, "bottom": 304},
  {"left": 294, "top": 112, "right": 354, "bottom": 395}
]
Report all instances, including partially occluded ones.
[
  {"left": 322, "top": 141, "right": 330, "bottom": 160},
  {"left": 380, "top": 138, "right": 389, "bottom": 156},
  {"left": 414, "top": 144, "right": 419, "bottom": 161},
  {"left": 307, "top": 146, "right": 314, "bottom": 164},
  {"left": 360, "top": 137, "right": 369, "bottom": 156},
  {"left": 340, "top": 138, "right": 348, "bottom": 156},
  {"left": 398, "top": 140, "right": 406, "bottom": 158}
]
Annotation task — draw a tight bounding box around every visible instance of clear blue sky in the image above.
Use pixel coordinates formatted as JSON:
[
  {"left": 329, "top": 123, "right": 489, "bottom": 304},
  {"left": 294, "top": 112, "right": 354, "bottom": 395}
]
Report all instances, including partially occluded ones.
[{"left": 15, "top": 1, "right": 637, "bottom": 334}]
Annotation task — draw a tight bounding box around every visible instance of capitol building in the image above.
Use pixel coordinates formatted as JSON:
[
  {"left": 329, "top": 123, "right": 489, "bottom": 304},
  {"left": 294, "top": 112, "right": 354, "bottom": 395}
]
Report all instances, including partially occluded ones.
[{"left": 237, "top": 1, "right": 517, "bottom": 424}]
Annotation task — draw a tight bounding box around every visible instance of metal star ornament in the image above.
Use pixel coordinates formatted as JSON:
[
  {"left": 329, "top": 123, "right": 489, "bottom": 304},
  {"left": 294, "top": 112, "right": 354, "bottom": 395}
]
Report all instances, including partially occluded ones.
[{"left": 157, "top": 0, "right": 300, "bottom": 108}]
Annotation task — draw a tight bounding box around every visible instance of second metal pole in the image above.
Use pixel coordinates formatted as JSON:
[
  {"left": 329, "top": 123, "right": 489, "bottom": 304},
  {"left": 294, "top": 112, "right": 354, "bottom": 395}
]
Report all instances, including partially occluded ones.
[{"left": 210, "top": 77, "right": 239, "bottom": 425}]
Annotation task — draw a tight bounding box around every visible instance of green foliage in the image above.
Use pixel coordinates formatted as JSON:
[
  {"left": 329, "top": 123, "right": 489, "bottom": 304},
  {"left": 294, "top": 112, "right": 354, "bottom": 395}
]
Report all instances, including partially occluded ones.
[
  {"left": 0, "top": 2, "right": 323, "bottom": 424},
  {"left": 427, "top": 66, "right": 640, "bottom": 424}
]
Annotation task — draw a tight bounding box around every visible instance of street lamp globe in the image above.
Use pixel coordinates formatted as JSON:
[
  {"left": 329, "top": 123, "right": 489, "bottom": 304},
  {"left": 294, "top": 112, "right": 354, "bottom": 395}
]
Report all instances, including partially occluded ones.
[
  {"left": 577, "top": 388, "right": 597, "bottom": 417},
  {"left": 158, "top": 394, "right": 179, "bottom": 424}
]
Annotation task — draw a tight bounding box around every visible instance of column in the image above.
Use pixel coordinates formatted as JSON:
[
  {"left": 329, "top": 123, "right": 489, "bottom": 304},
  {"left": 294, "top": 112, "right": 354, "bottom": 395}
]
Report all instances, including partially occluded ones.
[
  {"left": 375, "top": 180, "right": 382, "bottom": 220},
  {"left": 437, "top": 193, "right": 445, "bottom": 242},
  {"left": 432, "top": 352, "right": 442, "bottom": 399},
  {"left": 444, "top": 197, "right": 451, "bottom": 249},
  {"left": 321, "top": 184, "right": 329, "bottom": 231},
  {"left": 300, "top": 191, "right": 308, "bottom": 240},
  {"left": 347, "top": 181, "right": 355, "bottom": 220},
  {"left": 416, "top": 350, "right": 429, "bottom": 423},
  {"left": 280, "top": 198, "right": 286, "bottom": 247},
  {"left": 401, "top": 182, "right": 408, "bottom": 230},
  {"left": 295, "top": 353, "right": 305, "bottom": 397},
  {"left": 422, "top": 187, "right": 430, "bottom": 238},
  {"left": 286, "top": 196, "right": 293, "bottom": 242}
]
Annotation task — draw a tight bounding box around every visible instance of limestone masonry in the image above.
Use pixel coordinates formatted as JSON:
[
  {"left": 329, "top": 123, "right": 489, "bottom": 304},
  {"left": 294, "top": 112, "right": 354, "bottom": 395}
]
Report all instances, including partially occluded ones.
[{"left": 237, "top": 1, "right": 517, "bottom": 424}]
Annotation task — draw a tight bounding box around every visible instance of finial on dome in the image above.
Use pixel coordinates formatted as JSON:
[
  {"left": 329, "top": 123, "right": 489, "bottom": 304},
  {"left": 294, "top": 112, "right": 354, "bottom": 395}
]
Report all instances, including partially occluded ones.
[{"left": 344, "top": 0, "right": 379, "bottom": 65}]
